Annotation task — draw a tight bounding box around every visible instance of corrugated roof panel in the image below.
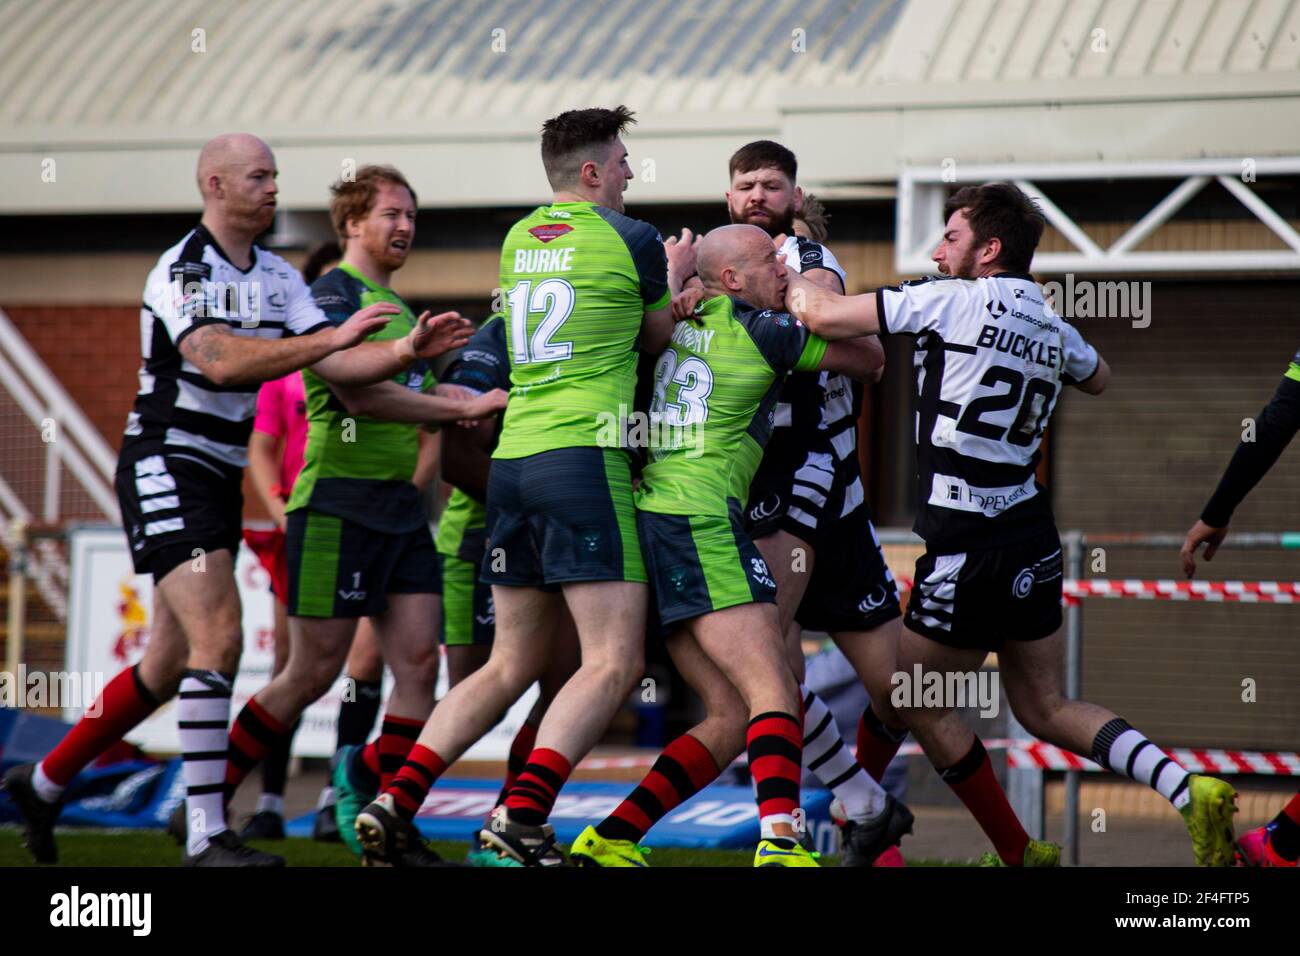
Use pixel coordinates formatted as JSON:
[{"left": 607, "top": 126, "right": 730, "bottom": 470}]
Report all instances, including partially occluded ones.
[
  {"left": 1227, "top": 0, "right": 1291, "bottom": 72},
  {"left": 782, "top": 0, "right": 857, "bottom": 88},
  {"left": 139, "top": 2, "right": 245, "bottom": 124},
  {"left": 11, "top": 0, "right": 96, "bottom": 125},
  {"left": 0, "top": 0, "right": 69, "bottom": 124},
  {"left": 1264, "top": 0, "right": 1300, "bottom": 70},
  {"left": 964, "top": 0, "right": 1033, "bottom": 83},
  {"left": 928, "top": 0, "right": 996, "bottom": 84},
  {"left": 1112, "top": 0, "right": 1179, "bottom": 77},
  {"left": 1188, "top": 0, "right": 1253, "bottom": 74},
  {"left": 1149, "top": 0, "right": 1216, "bottom": 75},
  {"left": 1002, "top": 0, "right": 1071, "bottom": 82},
  {"left": 1031, "top": 0, "right": 1103, "bottom": 78},
  {"left": 2, "top": 0, "right": 1296, "bottom": 139},
  {"left": 873, "top": 0, "right": 958, "bottom": 83},
  {"left": 1074, "top": 0, "right": 1141, "bottom": 79},
  {"left": 845, "top": 0, "right": 905, "bottom": 74}
]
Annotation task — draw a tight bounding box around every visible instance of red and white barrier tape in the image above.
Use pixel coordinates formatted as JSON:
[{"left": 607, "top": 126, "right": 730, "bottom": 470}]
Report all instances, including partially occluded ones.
[
  {"left": 1005, "top": 741, "right": 1300, "bottom": 776},
  {"left": 1063, "top": 579, "right": 1299, "bottom": 604},
  {"left": 581, "top": 739, "right": 1300, "bottom": 775}
]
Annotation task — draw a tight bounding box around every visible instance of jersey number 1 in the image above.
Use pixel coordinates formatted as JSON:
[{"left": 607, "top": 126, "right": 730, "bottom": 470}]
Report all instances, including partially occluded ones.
[{"left": 508, "top": 278, "right": 574, "bottom": 364}]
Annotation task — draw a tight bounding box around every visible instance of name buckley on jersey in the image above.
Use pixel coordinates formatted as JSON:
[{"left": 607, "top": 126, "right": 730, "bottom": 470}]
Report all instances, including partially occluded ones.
[{"left": 975, "top": 324, "right": 1062, "bottom": 372}]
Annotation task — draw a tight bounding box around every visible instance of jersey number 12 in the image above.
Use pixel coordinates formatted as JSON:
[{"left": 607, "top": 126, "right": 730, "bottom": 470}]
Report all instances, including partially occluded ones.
[{"left": 508, "top": 278, "right": 575, "bottom": 364}]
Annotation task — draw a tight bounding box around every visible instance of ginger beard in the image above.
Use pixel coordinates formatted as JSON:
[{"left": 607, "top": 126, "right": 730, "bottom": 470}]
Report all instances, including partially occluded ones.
[{"left": 352, "top": 181, "right": 416, "bottom": 274}]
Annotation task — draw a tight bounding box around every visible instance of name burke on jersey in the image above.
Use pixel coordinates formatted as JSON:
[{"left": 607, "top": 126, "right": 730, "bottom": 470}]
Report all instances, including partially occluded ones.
[{"left": 513, "top": 247, "right": 576, "bottom": 273}]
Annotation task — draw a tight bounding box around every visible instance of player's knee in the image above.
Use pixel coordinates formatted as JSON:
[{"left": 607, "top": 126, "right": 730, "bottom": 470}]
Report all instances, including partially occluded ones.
[
  {"left": 587, "top": 654, "right": 642, "bottom": 696},
  {"left": 1007, "top": 693, "right": 1060, "bottom": 738},
  {"left": 394, "top": 643, "right": 440, "bottom": 692}
]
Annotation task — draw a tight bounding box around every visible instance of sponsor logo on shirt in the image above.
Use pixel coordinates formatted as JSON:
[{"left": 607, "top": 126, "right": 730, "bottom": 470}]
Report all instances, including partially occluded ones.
[{"left": 528, "top": 223, "right": 574, "bottom": 243}]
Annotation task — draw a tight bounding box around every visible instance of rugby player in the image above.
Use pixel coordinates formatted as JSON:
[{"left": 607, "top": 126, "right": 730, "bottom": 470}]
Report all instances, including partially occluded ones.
[
  {"left": 1182, "top": 350, "right": 1300, "bottom": 867},
  {"left": 569, "top": 223, "right": 881, "bottom": 867},
  {"left": 433, "top": 314, "right": 582, "bottom": 866},
  {"left": 354, "top": 105, "right": 676, "bottom": 867},
  {"left": 779, "top": 181, "right": 1239, "bottom": 867},
  {"left": 210, "top": 165, "right": 506, "bottom": 864},
  {"left": 2, "top": 135, "right": 473, "bottom": 866},
  {"left": 238, "top": 370, "right": 438, "bottom": 841},
  {"left": 710, "top": 142, "right": 914, "bottom": 864}
]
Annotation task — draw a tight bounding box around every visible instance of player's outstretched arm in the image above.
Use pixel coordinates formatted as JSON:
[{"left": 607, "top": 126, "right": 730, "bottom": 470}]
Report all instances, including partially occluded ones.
[
  {"left": 1182, "top": 366, "right": 1300, "bottom": 577},
  {"left": 329, "top": 379, "right": 507, "bottom": 425},
  {"left": 180, "top": 302, "right": 399, "bottom": 386},
  {"left": 818, "top": 335, "right": 885, "bottom": 382},
  {"left": 310, "top": 311, "right": 473, "bottom": 387},
  {"left": 784, "top": 269, "right": 879, "bottom": 340}
]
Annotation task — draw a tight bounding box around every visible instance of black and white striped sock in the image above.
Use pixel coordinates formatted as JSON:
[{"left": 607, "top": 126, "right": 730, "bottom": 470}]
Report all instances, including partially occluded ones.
[
  {"left": 802, "top": 685, "right": 887, "bottom": 820},
  {"left": 1091, "top": 717, "right": 1191, "bottom": 810},
  {"left": 178, "top": 669, "right": 234, "bottom": 856}
]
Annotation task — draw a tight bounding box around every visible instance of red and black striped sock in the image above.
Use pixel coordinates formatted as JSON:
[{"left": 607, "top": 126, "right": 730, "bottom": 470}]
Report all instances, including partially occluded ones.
[
  {"left": 503, "top": 748, "right": 571, "bottom": 826},
  {"left": 386, "top": 744, "right": 448, "bottom": 821},
  {"left": 596, "top": 734, "right": 719, "bottom": 843},
  {"left": 939, "top": 737, "right": 1029, "bottom": 865},
  {"left": 377, "top": 714, "right": 424, "bottom": 791},
  {"left": 359, "top": 739, "right": 381, "bottom": 779},
  {"left": 1268, "top": 791, "right": 1300, "bottom": 861},
  {"left": 495, "top": 719, "right": 539, "bottom": 806},
  {"left": 39, "top": 664, "right": 161, "bottom": 789},
  {"left": 748, "top": 711, "right": 803, "bottom": 838},
  {"left": 225, "top": 697, "right": 290, "bottom": 801},
  {"left": 857, "top": 705, "right": 908, "bottom": 782}
]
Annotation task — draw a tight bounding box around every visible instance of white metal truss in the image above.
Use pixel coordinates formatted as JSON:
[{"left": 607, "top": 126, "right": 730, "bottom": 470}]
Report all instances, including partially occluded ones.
[{"left": 896, "top": 158, "right": 1300, "bottom": 276}]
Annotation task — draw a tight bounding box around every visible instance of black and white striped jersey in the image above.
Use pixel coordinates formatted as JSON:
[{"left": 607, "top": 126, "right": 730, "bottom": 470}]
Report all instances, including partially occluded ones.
[
  {"left": 120, "top": 224, "right": 332, "bottom": 471},
  {"left": 752, "top": 236, "right": 867, "bottom": 531},
  {"left": 877, "top": 272, "right": 1100, "bottom": 551}
]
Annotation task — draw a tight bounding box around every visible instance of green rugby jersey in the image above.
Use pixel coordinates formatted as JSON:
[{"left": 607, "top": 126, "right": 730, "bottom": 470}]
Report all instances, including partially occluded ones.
[
  {"left": 288, "top": 262, "right": 433, "bottom": 534},
  {"left": 434, "top": 316, "right": 510, "bottom": 563},
  {"left": 635, "top": 295, "right": 827, "bottom": 517},
  {"left": 494, "top": 202, "right": 670, "bottom": 459}
]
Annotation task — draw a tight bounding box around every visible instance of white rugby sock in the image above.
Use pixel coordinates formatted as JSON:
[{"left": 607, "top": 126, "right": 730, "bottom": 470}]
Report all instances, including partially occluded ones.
[
  {"left": 178, "top": 670, "right": 234, "bottom": 855},
  {"left": 801, "top": 685, "right": 887, "bottom": 820},
  {"left": 1092, "top": 717, "right": 1192, "bottom": 810},
  {"left": 31, "top": 763, "right": 65, "bottom": 803},
  {"left": 255, "top": 793, "right": 285, "bottom": 816}
]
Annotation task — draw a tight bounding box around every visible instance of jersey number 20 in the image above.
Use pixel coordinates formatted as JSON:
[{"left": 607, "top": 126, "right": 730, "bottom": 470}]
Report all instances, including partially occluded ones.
[
  {"left": 508, "top": 278, "right": 574, "bottom": 364},
  {"left": 956, "top": 366, "right": 1057, "bottom": 446}
]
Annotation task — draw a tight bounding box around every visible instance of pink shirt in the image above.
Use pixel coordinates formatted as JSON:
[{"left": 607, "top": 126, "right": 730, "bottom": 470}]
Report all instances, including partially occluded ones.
[{"left": 252, "top": 372, "right": 308, "bottom": 493}]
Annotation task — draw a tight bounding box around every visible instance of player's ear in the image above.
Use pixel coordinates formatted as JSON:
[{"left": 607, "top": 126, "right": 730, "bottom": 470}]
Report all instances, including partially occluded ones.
[
  {"left": 982, "top": 236, "right": 1002, "bottom": 268},
  {"left": 793, "top": 185, "right": 804, "bottom": 214}
]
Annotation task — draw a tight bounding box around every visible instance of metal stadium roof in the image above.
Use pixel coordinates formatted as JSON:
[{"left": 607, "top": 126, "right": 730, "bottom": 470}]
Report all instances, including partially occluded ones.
[{"left": 1, "top": 0, "right": 1297, "bottom": 212}]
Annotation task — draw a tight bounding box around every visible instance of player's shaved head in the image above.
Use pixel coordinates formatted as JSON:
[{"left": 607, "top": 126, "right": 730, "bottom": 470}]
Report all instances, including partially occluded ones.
[
  {"left": 196, "top": 133, "right": 274, "bottom": 198},
  {"left": 697, "top": 224, "right": 771, "bottom": 287},
  {"left": 697, "top": 224, "right": 788, "bottom": 311}
]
